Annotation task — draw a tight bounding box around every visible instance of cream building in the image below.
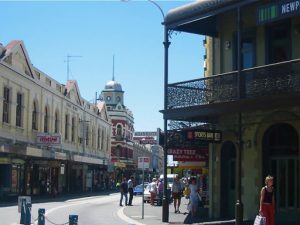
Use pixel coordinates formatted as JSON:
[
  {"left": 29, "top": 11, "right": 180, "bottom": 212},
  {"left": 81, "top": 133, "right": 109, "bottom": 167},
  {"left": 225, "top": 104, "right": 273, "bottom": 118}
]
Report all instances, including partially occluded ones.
[{"left": 0, "top": 40, "right": 111, "bottom": 198}]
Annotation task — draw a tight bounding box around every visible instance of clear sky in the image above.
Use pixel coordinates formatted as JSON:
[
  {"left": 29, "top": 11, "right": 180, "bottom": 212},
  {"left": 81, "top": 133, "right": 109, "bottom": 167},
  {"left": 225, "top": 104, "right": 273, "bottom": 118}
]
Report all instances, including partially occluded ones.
[{"left": 1, "top": 0, "right": 204, "bottom": 131}]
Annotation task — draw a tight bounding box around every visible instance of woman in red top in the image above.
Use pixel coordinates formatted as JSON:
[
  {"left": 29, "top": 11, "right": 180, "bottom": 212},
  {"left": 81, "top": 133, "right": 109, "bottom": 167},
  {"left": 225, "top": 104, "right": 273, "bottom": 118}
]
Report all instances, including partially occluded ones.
[{"left": 259, "top": 175, "right": 275, "bottom": 225}]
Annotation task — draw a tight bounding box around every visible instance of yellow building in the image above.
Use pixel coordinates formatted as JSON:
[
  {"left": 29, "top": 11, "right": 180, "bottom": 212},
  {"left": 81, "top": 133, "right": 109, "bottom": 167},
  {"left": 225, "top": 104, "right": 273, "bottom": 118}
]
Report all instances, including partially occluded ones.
[
  {"left": 163, "top": 1, "right": 300, "bottom": 224},
  {"left": 0, "top": 40, "right": 112, "bottom": 198}
]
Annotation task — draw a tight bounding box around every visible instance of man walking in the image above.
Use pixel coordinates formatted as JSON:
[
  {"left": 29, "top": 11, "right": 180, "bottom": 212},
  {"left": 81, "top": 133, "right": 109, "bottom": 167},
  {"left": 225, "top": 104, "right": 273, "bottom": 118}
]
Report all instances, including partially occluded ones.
[
  {"left": 127, "top": 175, "right": 134, "bottom": 206},
  {"left": 119, "top": 177, "right": 128, "bottom": 206}
]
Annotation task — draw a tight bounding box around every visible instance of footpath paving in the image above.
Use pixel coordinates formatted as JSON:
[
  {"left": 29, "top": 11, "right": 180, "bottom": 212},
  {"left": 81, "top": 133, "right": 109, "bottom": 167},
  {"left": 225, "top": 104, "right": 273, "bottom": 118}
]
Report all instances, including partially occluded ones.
[{"left": 122, "top": 196, "right": 242, "bottom": 225}]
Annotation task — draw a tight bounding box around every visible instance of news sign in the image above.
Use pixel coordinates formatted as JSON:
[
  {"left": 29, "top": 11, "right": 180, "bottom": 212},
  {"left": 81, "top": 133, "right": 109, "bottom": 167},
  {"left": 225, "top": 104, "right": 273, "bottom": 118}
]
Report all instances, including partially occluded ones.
[{"left": 36, "top": 133, "right": 61, "bottom": 145}]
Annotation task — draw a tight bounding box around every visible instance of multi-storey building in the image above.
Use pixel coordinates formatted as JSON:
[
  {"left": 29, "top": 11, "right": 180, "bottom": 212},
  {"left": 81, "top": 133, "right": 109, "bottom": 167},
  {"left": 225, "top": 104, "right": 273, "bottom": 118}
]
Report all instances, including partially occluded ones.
[
  {"left": 163, "top": 1, "right": 300, "bottom": 224},
  {"left": 100, "top": 78, "right": 135, "bottom": 180},
  {"left": 0, "top": 40, "right": 111, "bottom": 198}
]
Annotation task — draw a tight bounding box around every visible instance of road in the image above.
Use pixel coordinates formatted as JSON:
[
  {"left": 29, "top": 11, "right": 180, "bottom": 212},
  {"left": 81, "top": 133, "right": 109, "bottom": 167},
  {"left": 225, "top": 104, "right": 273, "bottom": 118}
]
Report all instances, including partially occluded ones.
[{"left": 0, "top": 193, "right": 138, "bottom": 225}]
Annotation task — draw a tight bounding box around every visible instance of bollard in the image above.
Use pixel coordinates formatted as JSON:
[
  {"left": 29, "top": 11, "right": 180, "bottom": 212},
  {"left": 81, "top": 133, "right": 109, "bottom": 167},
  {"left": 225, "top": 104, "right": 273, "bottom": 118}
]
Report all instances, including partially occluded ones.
[
  {"left": 38, "top": 208, "right": 45, "bottom": 225},
  {"left": 20, "top": 199, "right": 26, "bottom": 224},
  {"left": 25, "top": 202, "right": 32, "bottom": 225},
  {"left": 69, "top": 215, "right": 78, "bottom": 225}
]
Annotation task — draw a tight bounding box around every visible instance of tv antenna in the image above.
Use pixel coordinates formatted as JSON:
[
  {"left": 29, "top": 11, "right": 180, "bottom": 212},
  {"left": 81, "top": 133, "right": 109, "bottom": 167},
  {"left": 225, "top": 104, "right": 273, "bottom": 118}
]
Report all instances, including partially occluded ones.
[{"left": 66, "top": 54, "right": 82, "bottom": 81}]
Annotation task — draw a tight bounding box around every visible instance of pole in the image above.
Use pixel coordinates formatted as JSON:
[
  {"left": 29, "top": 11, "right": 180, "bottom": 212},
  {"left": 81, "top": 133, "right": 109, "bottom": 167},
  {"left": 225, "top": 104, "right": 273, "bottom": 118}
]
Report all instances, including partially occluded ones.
[
  {"left": 142, "top": 158, "right": 145, "bottom": 219},
  {"left": 235, "top": 6, "right": 243, "bottom": 225},
  {"left": 162, "top": 25, "right": 170, "bottom": 223}
]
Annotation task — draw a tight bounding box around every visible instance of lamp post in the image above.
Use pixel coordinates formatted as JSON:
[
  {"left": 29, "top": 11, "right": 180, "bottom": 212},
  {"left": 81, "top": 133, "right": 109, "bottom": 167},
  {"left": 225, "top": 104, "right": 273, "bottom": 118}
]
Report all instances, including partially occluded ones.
[{"left": 122, "top": 0, "right": 170, "bottom": 221}]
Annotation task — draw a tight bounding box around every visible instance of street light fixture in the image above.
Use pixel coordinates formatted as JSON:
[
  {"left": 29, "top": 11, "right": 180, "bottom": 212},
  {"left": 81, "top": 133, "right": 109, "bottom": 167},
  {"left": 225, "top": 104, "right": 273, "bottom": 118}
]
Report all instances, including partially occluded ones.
[{"left": 121, "top": 0, "right": 170, "bottom": 222}]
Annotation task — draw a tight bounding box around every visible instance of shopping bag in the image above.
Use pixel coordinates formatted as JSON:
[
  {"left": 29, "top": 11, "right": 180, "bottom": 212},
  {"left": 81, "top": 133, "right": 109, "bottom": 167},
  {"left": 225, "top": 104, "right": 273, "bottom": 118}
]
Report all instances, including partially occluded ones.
[{"left": 253, "top": 215, "right": 266, "bottom": 225}]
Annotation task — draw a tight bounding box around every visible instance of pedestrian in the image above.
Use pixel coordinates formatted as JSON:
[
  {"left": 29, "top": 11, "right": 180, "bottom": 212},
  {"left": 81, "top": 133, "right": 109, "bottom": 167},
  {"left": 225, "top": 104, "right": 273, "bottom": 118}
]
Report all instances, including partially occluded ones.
[
  {"left": 119, "top": 177, "right": 128, "bottom": 206},
  {"left": 127, "top": 175, "right": 134, "bottom": 206},
  {"left": 172, "top": 175, "right": 183, "bottom": 213},
  {"left": 149, "top": 178, "right": 157, "bottom": 206},
  {"left": 157, "top": 178, "right": 164, "bottom": 206},
  {"left": 259, "top": 175, "right": 275, "bottom": 225},
  {"left": 188, "top": 177, "right": 199, "bottom": 217}
]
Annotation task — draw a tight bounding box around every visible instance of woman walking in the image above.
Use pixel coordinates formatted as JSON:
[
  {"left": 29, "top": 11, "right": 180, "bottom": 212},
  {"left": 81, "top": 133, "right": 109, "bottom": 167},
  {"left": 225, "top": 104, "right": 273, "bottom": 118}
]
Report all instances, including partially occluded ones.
[
  {"left": 188, "top": 177, "right": 199, "bottom": 217},
  {"left": 259, "top": 175, "right": 275, "bottom": 225}
]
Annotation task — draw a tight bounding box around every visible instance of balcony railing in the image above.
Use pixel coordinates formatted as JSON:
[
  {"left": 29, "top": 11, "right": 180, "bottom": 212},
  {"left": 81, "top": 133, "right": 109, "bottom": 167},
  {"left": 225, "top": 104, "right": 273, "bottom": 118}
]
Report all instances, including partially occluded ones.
[{"left": 167, "top": 59, "right": 300, "bottom": 109}]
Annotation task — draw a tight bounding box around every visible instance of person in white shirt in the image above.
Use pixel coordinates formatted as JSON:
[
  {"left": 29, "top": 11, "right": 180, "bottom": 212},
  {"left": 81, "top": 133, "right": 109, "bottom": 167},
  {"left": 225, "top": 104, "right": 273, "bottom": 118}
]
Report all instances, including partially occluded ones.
[
  {"left": 127, "top": 175, "right": 134, "bottom": 206},
  {"left": 149, "top": 178, "right": 157, "bottom": 206}
]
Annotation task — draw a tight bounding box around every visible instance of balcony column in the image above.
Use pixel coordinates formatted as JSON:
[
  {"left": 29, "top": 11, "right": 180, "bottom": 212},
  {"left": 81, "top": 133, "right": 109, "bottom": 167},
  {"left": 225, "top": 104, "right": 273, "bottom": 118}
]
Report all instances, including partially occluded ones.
[
  {"left": 236, "top": 6, "right": 244, "bottom": 225},
  {"left": 162, "top": 25, "right": 170, "bottom": 223}
]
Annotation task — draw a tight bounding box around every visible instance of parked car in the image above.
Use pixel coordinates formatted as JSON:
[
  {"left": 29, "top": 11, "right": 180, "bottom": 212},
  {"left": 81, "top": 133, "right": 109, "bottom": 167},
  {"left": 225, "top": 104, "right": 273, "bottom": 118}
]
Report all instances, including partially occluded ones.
[{"left": 133, "top": 184, "right": 144, "bottom": 195}]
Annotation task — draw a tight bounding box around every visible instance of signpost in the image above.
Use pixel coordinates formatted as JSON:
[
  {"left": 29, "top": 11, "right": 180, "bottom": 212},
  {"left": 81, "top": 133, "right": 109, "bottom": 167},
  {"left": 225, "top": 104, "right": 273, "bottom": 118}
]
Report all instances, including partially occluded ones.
[{"left": 138, "top": 157, "right": 150, "bottom": 219}]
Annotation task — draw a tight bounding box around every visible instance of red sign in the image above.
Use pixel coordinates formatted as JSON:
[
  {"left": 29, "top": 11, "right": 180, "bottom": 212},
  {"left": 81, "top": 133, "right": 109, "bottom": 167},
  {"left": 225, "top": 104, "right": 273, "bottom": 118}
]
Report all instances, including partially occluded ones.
[
  {"left": 168, "top": 148, "right": 208, "bottom": 162},
  {"left": 36, "top": 133, "right": 61, "bottom": 145}
]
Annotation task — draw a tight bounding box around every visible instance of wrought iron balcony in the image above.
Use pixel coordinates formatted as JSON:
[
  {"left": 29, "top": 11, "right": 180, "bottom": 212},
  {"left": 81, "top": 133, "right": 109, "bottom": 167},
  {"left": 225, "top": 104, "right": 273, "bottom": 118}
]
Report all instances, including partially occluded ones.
[
  {"left": 165, "top": 59, "right": 300, "bottom": 121},
  {"left": 168, "top": 59, "right": 300, "bottom": 109}
]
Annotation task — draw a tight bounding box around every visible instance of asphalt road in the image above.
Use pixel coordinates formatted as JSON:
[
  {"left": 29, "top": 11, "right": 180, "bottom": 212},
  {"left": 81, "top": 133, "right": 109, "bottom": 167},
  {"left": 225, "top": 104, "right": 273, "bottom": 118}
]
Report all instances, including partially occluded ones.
[{"left": 0, "top": 193, "right": 136, "bottom": 225}]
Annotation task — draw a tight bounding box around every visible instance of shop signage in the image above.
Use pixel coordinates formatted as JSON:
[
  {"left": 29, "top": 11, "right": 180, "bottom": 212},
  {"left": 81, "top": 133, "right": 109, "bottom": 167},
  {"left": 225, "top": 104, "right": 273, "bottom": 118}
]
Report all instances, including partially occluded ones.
[
  {"left": 257, "top": 0, "right": 300, "bottom": 25},
  {"left": 36, "top": 133, "right": 61, "bottom": 145},
  {"left": 135, "top": 131, "right": 157, "bottom": 136},
  {"left": 138, "top": 157, "right": 150, "bottom": 169},
  {"left": 185, "top": 129, "right": 222, "bottom": 143},
  {"left": 168, "top": 148, "right": 208, "bottom": 162}
]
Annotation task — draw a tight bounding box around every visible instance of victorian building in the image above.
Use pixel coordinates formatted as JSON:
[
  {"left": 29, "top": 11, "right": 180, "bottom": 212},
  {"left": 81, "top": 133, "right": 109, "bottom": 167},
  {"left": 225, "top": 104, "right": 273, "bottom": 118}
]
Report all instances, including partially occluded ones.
[
  {"left": 0, "top": 40, "right": 111, "bottom": 199},
  {"left": 100, "top": 78, "right": 135, "bottom": 181},
  {"left": 163, "top": 1, "right": 300, "bottom": 224}
]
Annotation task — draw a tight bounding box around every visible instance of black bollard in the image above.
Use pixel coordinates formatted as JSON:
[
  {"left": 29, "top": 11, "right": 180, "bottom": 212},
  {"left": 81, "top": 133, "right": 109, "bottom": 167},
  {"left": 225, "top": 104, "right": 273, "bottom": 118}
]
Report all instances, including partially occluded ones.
[
  {"left": 25, "top": 202, "right": 32, "bottom": 225},
  {"left": 20, "top": 199, "right": 26, "bottom": 224},
  {"left": 69, "top": 215, "right": 78, "bottom": 225},
  {"left": 38, "top": 208, "right": 45, "bottom": 225}
]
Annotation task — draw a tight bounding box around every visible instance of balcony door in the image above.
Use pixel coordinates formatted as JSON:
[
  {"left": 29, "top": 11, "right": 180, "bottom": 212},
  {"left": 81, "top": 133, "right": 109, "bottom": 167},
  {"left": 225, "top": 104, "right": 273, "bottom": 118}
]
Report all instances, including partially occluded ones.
[
  {"left": 220, "top": 141, "right": 236, "bottom": 219},
  {"left": 263, "top": 123, "right": 299, "bottom": 224},
  {"left": 266, "top": 20, "right": 291, "bottom": 64}
]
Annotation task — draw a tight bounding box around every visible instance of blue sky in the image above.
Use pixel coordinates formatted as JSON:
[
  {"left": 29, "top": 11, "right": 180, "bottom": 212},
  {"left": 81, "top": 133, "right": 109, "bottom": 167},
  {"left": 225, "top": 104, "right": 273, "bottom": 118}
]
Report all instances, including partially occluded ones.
[{"left": 1, "top": 0, "right": 204, "bottom": 131}]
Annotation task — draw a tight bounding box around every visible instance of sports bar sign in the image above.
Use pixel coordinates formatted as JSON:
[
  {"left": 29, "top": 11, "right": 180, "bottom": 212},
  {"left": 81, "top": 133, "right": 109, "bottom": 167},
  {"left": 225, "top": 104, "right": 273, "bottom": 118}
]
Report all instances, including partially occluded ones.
[
  {"left": 185, "top": 129, "right": 222, "bottom": 143},
  {"left": 36, "top": 133, "right": 61, "bottom": 145}
]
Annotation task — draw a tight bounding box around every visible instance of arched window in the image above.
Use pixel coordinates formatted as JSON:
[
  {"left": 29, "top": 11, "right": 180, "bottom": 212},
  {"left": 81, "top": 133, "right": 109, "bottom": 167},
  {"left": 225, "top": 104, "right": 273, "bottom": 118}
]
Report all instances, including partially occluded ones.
[
  {"left": 32, "top": 101, "right": 38, "bottom": 130},
  {"left": 2, "top": 87, "right": 10, "bottom": 123},
  {"left": 44, "top": 106, "right": 49, "bottom": 133},
  {"left": 117, "top": 124, "right": 122, "bottom": 136},
  {"left": 54, "top": 111, "right": 59, "bottom": 133},
  {"left": 16, "top": 93, "right": 23, "bottom": 127},
  {"left": 71, "top": 117, "right": 76, "bottom": 142}
]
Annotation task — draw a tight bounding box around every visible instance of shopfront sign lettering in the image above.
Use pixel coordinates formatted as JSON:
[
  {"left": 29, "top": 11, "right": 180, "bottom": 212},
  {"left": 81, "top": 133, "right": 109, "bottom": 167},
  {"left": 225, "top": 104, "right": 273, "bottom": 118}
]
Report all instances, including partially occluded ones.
[
  {"left": 36, "top": 133, "right": 61, "bottom": 145},
  {"left": 257, "top": 0, "right": 300, "bottom": 24},
  {"left": 168, "top": 148, "right": 208, "bottom": 162},
  {"left": 185, "top": 130, "right": 222, "bottom": 143}
]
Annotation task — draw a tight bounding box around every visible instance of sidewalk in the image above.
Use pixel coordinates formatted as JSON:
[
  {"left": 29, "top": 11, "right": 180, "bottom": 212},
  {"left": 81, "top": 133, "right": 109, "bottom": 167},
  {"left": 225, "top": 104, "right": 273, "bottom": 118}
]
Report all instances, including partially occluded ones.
[{"left": 122, "top": 196, "right": 243, "bottom": 225}]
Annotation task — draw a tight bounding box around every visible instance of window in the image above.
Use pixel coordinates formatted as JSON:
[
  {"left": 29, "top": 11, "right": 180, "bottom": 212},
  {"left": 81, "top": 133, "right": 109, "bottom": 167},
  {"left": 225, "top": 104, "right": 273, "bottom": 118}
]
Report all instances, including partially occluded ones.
[
  {"left": 3, "top": 87, "right": 10, "bottom": 123},
  {"left": 65, "top": 114, "right": 69, "bottom": 140},
  {"left": 32, "top": 101, "right": 38, "bottom": 130},
  {"left": 86, "top": 125, "right": 89, "bottom": 146},
  {"left": 16, "top": 93, "right": 22, "bottom": 127},
  {"left": 71, "top": 117, "right": 75, "bottom": 142},
  {"left": 97, "top": 127, "right": 101, "bottom": 149},
  {"left": 44, "top": 107, "right": 49, "bottom": 133},
  {"left": 54, "top": 111, "right": 59, "bottom": 133},
  {"left": 101, "top": 130, "right": 104, "bottom": 150}
]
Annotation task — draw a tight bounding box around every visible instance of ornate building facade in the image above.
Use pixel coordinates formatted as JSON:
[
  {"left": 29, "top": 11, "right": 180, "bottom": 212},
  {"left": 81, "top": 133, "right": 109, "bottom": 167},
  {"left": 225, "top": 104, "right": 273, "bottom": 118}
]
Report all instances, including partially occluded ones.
[
  {"left": 100, "top": 78, "right": 135, "bottom": 180},
  {"left": 0, "top": 40, "right": 111, "bottom": 198}
]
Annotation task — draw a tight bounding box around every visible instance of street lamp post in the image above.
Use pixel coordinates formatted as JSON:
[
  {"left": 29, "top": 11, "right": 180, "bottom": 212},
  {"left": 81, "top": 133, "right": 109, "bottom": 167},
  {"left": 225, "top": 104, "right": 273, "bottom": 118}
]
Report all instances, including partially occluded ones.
[{"left": 122, "top": 0, "right": 170, "bottom": 222}]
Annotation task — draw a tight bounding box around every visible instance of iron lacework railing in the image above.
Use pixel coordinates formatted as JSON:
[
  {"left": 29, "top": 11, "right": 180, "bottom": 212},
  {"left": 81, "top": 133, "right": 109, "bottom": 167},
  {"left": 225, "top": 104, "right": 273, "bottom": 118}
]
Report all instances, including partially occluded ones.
[{"left": 167, "top": 59, "right": 300, "bottom": 109}]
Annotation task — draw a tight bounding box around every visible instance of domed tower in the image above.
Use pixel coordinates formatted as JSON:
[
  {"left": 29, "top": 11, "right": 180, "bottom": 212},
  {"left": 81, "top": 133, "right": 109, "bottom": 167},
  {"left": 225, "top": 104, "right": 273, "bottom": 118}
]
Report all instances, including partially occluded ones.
[{"left": 100, "top": 79, "right": 124, "bottom": 109}]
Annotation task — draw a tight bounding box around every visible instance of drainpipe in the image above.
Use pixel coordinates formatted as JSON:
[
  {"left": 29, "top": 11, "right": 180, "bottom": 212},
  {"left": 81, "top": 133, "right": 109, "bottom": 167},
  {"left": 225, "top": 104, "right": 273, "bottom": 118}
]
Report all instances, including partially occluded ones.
[{"left": 236, "top": 6, "right": 244, "bottom": 225}]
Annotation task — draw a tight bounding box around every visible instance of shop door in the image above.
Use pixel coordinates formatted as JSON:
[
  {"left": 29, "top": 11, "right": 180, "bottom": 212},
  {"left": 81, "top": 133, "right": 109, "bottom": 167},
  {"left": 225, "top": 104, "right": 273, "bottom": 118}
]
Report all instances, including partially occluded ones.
[
  {"left": 220, "top": 141, "right": 236, "bottom": 219},
  {"left": 263, "top": 123, "right": 299, "bottom": 225}
]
